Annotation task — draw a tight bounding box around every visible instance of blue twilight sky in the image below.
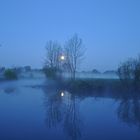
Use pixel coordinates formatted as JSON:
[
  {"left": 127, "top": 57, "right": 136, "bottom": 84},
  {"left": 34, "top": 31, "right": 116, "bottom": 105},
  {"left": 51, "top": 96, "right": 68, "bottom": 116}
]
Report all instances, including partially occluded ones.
[{"left": 0, "top": 0, "right": 140, "bottom": 71}]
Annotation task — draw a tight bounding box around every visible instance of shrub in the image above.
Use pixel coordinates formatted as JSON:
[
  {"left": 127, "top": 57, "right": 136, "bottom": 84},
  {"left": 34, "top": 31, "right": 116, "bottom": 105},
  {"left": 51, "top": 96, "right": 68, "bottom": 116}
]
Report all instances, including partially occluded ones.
[
  {"left": 4, "top": 69, "right": 17, "bottom": 80},
  {"left": 117, "top": 56, "right": 140, "bottom": 85},
  {"left": 43, "top": 67, "right": 61, "bottom": 79}
]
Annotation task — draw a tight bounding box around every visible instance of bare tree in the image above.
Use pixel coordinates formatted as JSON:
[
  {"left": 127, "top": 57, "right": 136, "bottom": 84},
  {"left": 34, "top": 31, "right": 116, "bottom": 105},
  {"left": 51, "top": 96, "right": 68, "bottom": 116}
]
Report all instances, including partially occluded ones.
[
  {"left": 44, "top": 40, "right": 62, "bottom": 78},
  {"left": 64, "top": 34, "right": 85, "bottom": 79},
  {"left": 45, "top": 40, "right": 62, "bottom": 69}
]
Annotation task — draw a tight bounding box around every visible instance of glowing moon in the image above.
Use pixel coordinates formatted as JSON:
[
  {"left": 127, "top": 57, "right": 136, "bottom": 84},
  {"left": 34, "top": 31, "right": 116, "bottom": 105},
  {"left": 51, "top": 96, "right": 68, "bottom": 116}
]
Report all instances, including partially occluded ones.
[
  {"left": 61, "top": 92, "right": 64, "bottom": 97},
  {"left": 60, "top": 55, "right": 65, "bottom": 60}
]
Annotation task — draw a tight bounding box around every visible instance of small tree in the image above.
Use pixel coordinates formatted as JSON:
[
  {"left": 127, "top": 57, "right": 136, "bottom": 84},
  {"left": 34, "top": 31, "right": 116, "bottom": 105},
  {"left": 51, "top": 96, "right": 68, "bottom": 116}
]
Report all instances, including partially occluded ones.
[
  {"left": 64, "top": 34, "right": 85, "bottom": 79},
  {"left": 134, "top": 55, "right": 140, "bottom": 83},
  {"left": 117, "top": 59, "right": 134, "bottom": 82},
  {"left": 117, "top": 55, "right": 140, "bottom": 85},
  {"left": 4, "top": 69, "right": 17, "bottom": 80}
]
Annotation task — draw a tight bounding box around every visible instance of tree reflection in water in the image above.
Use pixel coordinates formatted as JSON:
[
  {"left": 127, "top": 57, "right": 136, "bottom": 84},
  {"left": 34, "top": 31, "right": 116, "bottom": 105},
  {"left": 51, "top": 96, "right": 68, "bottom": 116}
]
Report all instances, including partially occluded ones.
[
  {"left": 43, "top": 89, "right": 64, "bottom": 128},
  {"left": 63, "top": 95, "right": 81, "bottom": 140},
  {"left": 117, "top": 98, "right": 140, "bottom": 128},
  {"left": 42, "top": 85, "right": 140, "bottom": 139},
  {"left": 43, "top": 88, "right": 82, "bottom": 140}
]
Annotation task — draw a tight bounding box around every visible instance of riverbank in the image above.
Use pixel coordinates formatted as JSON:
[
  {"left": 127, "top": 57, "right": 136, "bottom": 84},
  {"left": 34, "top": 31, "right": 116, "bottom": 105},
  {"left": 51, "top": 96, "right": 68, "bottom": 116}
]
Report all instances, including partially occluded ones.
[{"left": 43, "top": 78, "right": 140, "bottom": 99}]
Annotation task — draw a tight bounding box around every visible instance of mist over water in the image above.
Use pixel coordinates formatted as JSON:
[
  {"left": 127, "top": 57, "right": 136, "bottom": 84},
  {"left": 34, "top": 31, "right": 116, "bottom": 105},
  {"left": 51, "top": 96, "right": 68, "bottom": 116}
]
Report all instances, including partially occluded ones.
[{"left": 0, "top": 79, "right": 140, "bottom": 140}]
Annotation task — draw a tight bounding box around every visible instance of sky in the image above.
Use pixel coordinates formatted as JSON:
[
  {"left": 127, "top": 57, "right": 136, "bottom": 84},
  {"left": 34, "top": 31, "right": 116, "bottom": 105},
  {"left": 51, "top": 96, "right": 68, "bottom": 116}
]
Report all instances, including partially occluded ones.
[{"left": 0, "top": 0, "right": 140, "bottom": 71}]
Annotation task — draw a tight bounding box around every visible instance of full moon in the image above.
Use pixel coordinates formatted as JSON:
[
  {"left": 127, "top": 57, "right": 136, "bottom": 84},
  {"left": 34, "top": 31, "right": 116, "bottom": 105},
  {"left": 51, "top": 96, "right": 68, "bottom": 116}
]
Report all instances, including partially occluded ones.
[
  {"left": 61, "top": 92, "right": 64, "bottom": 97},
  {"left": 60, "top": 55, "right": 65, "bottom": 60}
]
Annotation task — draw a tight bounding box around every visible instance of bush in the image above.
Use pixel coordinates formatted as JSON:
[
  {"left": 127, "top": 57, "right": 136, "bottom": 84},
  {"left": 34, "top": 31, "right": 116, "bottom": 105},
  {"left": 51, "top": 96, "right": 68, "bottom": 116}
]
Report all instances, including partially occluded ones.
[
  {"left": 4, "top": 69, "right": 18, "bottom": 80},
  {"left": 43, "top": 67, "right": 61, "bottom": 79},
  {"left": 117, "top": 56, "right": 140, "bottom": 85}
]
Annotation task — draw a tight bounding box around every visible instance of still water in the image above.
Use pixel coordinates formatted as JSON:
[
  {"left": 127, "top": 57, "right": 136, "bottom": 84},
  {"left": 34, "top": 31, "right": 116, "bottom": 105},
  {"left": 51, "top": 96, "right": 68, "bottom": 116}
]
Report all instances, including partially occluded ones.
[{"left": 0, "top": 79, "right": 140, "bottom": 140}]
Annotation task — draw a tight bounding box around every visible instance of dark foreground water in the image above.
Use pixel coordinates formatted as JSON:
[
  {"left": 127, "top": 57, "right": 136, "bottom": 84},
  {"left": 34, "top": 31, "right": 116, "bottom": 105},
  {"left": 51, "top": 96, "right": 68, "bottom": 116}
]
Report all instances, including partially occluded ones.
[{"left": 0, "top": 79, "right": 140, "bottom": 140}]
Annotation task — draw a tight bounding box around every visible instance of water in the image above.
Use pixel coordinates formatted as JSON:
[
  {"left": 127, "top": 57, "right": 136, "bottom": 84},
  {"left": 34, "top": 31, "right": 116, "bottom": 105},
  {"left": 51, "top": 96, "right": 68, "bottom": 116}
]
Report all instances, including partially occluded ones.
[{"left": 0, "top": 79, "right": 140, "bottom": 140}]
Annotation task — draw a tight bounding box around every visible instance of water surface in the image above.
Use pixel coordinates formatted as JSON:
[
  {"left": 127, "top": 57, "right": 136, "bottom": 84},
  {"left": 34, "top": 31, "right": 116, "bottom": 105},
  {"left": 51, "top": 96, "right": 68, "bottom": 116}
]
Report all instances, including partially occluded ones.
[{"left": 0, "top": 79, "right": 140, "bottom": 140}]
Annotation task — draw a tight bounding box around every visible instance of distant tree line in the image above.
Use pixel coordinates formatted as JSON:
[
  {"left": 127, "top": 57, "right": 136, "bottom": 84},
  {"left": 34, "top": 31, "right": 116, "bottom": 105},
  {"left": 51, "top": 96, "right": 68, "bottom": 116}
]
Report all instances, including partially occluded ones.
[{"left": 0, "top": 66, "right": 32, "bottom": 80}]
